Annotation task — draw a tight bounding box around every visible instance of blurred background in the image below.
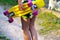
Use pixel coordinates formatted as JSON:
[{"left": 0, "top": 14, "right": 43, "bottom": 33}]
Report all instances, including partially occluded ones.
[{"left": 0, "top": 0, "right": 60, "bottom": 40}]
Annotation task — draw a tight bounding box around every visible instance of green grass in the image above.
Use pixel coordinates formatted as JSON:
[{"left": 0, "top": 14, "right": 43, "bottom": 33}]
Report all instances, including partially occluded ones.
[{"left": 37, "top": 11, "right": 60, "bottom": 35}]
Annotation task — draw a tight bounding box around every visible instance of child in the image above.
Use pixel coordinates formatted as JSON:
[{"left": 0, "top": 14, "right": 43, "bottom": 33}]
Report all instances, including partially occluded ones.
[{"left": 18, "top": 0, "right": 38, "bottom": 40}]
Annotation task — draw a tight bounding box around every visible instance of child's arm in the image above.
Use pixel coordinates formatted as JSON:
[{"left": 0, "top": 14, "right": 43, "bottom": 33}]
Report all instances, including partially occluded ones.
[{"left": 18, "top": 0, "right": 23, "bottom": 10}]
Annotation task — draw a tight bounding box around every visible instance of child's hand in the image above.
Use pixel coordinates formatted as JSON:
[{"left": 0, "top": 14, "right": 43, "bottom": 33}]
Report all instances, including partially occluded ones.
[
  {"left": 19, "top": 4, "right": 26, "bottom": 11},
  {"left": 19, "top": 3, "right": 23, "bottom": 10},
  {"left": 18, "top": 0, "right": 27, "bottom": 11},
  {"left": 18, "top": 0, "right": 23, "bottom": 11}
]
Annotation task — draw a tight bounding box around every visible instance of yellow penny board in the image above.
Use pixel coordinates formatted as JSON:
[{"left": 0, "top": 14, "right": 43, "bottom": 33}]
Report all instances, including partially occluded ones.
[{"left": 8, "top": 0, "right": 45, "bottom": 18}]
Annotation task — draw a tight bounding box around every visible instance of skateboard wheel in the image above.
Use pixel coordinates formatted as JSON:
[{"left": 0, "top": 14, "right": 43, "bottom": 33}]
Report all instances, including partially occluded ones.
[
  {"left": 32, "top": 10, "right": 38, "bottom": 16},
  {"left": 28, "top": 2, "right": 33, "bottom": 7},
  {"left": 8, "top": 18, "right": 13, "bottom": 23},
  {"left": 3, "top": 10, "right": 9, "bottom": 16}
]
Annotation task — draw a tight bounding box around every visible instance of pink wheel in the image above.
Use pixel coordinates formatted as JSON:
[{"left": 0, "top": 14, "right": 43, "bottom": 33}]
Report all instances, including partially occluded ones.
[
  {"left": 8, "top": 18, "right": 14, "bottom": 23},
  {"left": 28, "top": 2, "right": 33, "bottom": 7},
  {"left": 3, "top": 10, "right": 9, "bottom": 16},
  {"left": 32, "top": 10, "right": 38, "bottom": 16},
  {"left": 27, "top": 0, "right": 32, "bottom": 7}
]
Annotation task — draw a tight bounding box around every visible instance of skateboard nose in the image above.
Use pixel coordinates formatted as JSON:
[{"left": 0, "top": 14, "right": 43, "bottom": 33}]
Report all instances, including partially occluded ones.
[{"left": 3, "top": 10, "right": 9, "bottom": 16}]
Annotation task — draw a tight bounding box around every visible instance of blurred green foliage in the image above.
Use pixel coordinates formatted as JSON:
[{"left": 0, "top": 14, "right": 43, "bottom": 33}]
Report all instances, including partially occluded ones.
[
  {"left": 0, "top": 0, "right": 37, "bottom": 5},
  {"left": 37, "top": 12, "right": 60, "bottom": 35},
  {"left": 0, "top": 35, "right": 10, "bottom": 40},
  {"left": 0, "top": 0, "right": 17, "bottom": 5}
]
